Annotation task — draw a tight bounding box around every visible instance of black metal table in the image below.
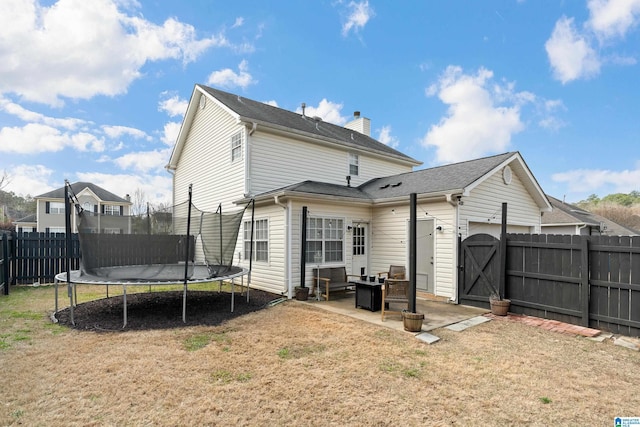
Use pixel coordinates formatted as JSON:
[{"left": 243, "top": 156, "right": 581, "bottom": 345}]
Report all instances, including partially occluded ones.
[{"left": 352, "top": 280, "right": 383, "bottom": 312}]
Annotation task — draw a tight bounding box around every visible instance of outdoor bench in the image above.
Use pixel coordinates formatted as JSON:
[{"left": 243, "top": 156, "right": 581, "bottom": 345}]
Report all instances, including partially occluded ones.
[{"left": 312, "top": 267, "right": 359, "bottom": 301}]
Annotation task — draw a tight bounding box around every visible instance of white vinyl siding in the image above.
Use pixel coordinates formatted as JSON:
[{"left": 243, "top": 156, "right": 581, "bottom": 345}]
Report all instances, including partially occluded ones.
[
  {"left": 459, "top": 166, "right": 542, "bottom": 239},
  {"left": 248, "top": 130, "right": 412, "bottom": 194},
  {"left": 172, "top": 97, "right": 245, "bottom": 212}
]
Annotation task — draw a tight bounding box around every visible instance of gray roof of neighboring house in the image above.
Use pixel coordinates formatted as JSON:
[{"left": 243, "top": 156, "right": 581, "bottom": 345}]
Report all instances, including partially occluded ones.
[
  {"left": 14, "top": 213, "right": 36, "bottom": 223},
  {"left": 36, "top": 182, "right": 130, "bottom": 203},
  {"left": 544, "top": 195, "right": 639, "bottom": 236},
  {"left": 253, "top": 152, "right": 526, "bottom": 203},
  {"left": 198, "top": 85, "right": 420, "bottom": 164}
]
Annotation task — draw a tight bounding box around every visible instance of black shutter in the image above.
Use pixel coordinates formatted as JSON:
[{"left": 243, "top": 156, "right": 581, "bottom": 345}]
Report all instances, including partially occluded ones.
[
  {"left": 46, "top": 201, "right": 50, "bottom": 214},
  {"left": 120, "top": 206, "right": 123, "bottom": 216},
  {"left": 101, "top": 205, "right": 105, "bottom": 214},
  {"left": 93, "top": 204, "right": 97, "bottom": 213}
]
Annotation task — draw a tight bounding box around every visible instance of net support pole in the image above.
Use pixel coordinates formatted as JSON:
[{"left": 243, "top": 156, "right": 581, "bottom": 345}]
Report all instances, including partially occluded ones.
[
  {"left": 247, "top": 199, "right": 255, "bottom": 302},
  {"left": 64, "top": 181, "right": 75, "bottom": 326},
  {"left": 183, "top": 184, "right": 193, "bottom": 323}
]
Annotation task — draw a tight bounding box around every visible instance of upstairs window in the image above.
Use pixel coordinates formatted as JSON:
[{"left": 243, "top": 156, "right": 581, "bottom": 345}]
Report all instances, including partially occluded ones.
[
  {"left": 349, "top": 153, "right": 359, "bottom": 176},
  {"left": 231, "top": 132, "right": 243, "bottom": 162},
  {"left": 47, "top": 202, "right": 65, "bottom": 214},
  {"left": 103, "top": 205, "right": 121, "bottom": 216}
]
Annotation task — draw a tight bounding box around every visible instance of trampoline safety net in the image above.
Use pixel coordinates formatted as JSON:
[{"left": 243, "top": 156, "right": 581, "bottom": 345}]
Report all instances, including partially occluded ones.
[{"left": 77, "top": 199, "right": 250, "bottom": 282}]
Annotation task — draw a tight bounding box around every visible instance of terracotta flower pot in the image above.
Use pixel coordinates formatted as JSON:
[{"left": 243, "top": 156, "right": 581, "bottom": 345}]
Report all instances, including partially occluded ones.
[{"left": 490, "top": 298, "right": 511, "bottom": 316}]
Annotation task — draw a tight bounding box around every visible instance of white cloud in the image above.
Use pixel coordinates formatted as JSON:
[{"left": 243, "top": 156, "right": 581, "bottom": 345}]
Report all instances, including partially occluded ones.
[
  {"left": 263, "top": 100, "right": 279, "bottom": 107},
  {"left": 158, "top": 94, "right": 188, "bottom": 117},
  {"left": 545, "top": 16, "right": 601, "bottom": 84},
  {"left": 0, "top": 0, "right": 229, "bottom": 106},
  {"left": 161, "top": 122, "right": 182, "bottom": 146},
  {"left": 423, "top": 66, "right": 525, "bottom": 163},
  {"left": 341, "top": 1, "right": 375, "bottom": 36},
  {"left": 552, "top": 167, "right": 640, "bottom": 194},
  {"left": 0, "top": 123, "right": 105, "bottom": 154},
  {"left": 231, "top": 17, "right": 244, "bottom": 29},
  {"left": 587, "top": 0, "right": 640, "bottom": 40},
  {"left": 76, "top": 172, "right": 173, "bottom": 205},
  {"left": 206, "top": 60, "right": 256, "bottom": 89},
  {"left": 113, "top": 148, "right": 172, "bottom": 173},
  {"left": 377, "top": 126, "right": 399, "bottom": 148},
  {"left": 102, "top": 125, "right": 150, "bottom": 140},
  {"left": 3, "top": 164, "right": 56, "bottom": 197},
  {"left": 0, "top": 96, "right": 87, "bottom": 130},
  {"left": 295, "top": 99, "right": 348, "bottom": 125}
]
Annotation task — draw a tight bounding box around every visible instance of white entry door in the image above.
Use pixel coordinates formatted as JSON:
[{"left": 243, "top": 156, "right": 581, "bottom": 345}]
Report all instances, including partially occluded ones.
[
  {"left": 416, "top": 219, "right": 434, "bottom": 293},
  {"left": 351, "top": 224, "right": 369, "bottom": 277}
]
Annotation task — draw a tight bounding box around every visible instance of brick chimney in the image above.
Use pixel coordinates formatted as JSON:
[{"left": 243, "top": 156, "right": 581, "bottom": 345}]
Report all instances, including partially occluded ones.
[{"left": 344, "top": 111, "right": 370, "bottom": 136}]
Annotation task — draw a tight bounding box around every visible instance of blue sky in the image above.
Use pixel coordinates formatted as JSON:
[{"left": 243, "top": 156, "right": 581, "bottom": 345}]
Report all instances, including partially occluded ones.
[{"left": 1, "top": 0, "right": 639, "bottom": 206}]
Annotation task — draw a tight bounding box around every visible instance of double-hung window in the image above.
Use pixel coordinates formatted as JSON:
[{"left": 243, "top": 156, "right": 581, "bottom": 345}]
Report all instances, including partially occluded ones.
[
  {"left": 231, "top": 132, "right": 243, "bottom": 162},
  {"left": 244, "top": 219, "right": 268, "bottom": 262},
  {"left": 48, "top": 202, "right": 65, "bottom": 214},
  {"left": 306, "top": 217, "right": 344, "bottom": 263},
  {"left": 348, "top": 153, "right": 359, "bottom": 176},
  {"left": 104, "top": 205, "right": 120, "bottom": 216}
]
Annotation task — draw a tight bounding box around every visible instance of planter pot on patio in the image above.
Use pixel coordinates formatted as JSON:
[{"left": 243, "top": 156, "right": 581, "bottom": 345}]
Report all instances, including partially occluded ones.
[
  {"left": 490, "top": 298, "right": 511, "bottom": 316},
  {"left": 295, "top": 287, "right": 310, "bottom": 301},
  {"left": 402, "top": 311, "right": 424, "bottom": 332}
]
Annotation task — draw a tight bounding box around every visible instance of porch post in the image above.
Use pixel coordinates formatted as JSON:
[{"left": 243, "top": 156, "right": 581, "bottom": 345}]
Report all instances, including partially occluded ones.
[
  {"left": 300, "top": 206, "right": 308, "bottom": 288},
  {"left": 409, "top": 193, "right": 417, "bottom": 313},
  {"left": 499, "top": 202, "right": 507, "bottom": 299}
]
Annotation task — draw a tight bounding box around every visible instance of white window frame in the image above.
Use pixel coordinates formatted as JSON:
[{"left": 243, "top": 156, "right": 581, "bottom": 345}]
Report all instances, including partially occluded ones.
[
  {"left": 244, "top": 219, "right": 268, "bottom": 262},
  {"left": 348, "top": 153, "right": 359, "bottom": 176},
  {"left": 306, "top": 217, "right": 344, "bottom": 264},
  {"left": 48, "top": 227, "right": 66, "bottom": 233},
  {"left": 231, "top": 131, "right": 243, "bottom": 162},
  {"left": 49, "top": 202, "right": 65, "bottom": 215},
  {"left": 104, "top": 205, "right": 120, "bottom": 216}
]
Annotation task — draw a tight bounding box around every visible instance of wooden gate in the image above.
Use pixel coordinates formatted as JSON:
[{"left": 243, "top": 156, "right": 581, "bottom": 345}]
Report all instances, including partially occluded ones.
[{"left": 458, "top": 233, "right": 500, "bottom": 308}]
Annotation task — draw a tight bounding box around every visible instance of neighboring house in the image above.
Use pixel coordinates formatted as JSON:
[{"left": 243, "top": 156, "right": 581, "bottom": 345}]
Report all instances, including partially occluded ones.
[
  {"left": 168, "top": 85, "right": 551, "bottom": 301},
  {"left": 542, "top": 195, "right": 639, "bottom": 236},
  {"left": 26, "top": 182, "right": 132, "bottom": 233},
  {"left": 13, "top": 213, "right": 37, "bottom": 232}
]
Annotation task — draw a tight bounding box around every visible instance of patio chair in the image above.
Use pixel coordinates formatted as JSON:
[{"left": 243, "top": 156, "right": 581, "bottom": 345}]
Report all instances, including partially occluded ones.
[
  {"left": 377, "top": 265, "right": 406, "bottom": 280},
  {"left": 381, "top": 279, "right": 410, "bottom": 321}
]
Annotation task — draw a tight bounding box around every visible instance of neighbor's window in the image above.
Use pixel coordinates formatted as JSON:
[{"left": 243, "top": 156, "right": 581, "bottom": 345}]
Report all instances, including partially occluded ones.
[
  {"left": 244, "top": 219, "right": 268, "bottom": 262},
  {"left": 231, "top": 132, "right": 243, "bottom": 162},
  {"left": 306, "top": 217, "right": 344, "bottom": 263},
  {"left": 48, "top": 227, "right": 66, "bottom": 233},
  {"left": 103, "top": 228, "right": 121, "bottom": 234},
  {"left": 349, "top": 153, "right": 359, "bottom": 176},
  {"left": 103, "top": 205, "right": 121, "bottom": 216},
  {"left": 48, "top": 202, "right": 65, "bottom": 214}
]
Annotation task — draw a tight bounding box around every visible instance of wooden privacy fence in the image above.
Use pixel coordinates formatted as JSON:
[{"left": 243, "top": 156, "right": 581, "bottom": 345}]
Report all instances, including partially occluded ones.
[
  {"left": 459, "top": 233, "right": 640, "bottom": 337},
  {"left": 1, "top": 232, "right": 14, "bottom": 295},
  {"left": 13, "top": 232, "right": 80, "bottom": 285}
]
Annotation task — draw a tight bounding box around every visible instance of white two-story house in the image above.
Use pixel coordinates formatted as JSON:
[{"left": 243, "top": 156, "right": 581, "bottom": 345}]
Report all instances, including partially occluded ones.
[{"left": 167, "top": 85, "right": 551, "bottom": 301}]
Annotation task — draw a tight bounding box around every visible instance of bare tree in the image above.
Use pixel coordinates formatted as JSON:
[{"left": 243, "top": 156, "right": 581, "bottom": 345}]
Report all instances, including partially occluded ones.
[
  {"left": 0, "top": 170, "right": 9, "bottom": 191},
  {"left": 130, "top": 188, "right": 148, "bottom": 216}
]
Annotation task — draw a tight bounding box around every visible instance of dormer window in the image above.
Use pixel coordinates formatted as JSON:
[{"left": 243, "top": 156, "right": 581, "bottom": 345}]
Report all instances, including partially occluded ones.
[{"left": 348, "top": 153, "right": 359, "bottom": 176}]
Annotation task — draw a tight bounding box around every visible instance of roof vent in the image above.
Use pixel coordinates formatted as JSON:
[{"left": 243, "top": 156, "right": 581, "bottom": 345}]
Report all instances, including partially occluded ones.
[
  {"left": 391, "top": 182, "right": 402, "bottom": 187},
  {"left": 313, "top": 116, "right": 322, "bottom": 121},
  {"left": 301, "top": 102, "right": 306, "bottom": 116},
  {"left": 380, "top": 184, "right": 390, "bottom": 189}
]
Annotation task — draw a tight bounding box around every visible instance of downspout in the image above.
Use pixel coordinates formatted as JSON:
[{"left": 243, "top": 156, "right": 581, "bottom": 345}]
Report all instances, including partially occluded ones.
[
  {"left": 446, "top": 194, "right": 461, "bottom": 303},
  {"left": 274, "top": 195, "right": 291, "bottom": 298},
  {"left": 245, "top": 122, "right": 257, "bottom": 197}
]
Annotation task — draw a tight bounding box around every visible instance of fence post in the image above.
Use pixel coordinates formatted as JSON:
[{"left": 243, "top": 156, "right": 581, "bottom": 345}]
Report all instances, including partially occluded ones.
[
  {"left": 499, "top": 202, "right": 507, "bottom": 299},
  {"left": 2, "top": 232, "right": 9, "bottom": 295},
  {"left": 580, "top": 236, "right": 590, "bottom": 327}
]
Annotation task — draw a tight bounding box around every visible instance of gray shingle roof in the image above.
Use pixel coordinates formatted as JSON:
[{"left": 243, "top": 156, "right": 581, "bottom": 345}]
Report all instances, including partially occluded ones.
[
  {"left": 36, "top": 182, "right": 130, "bottom": 203},
  {"left": 198, "top": 85, "right": 419, "bottom": 164},
  {"left": 360, "top": 152, "right": 516, "bottom": 199},
  {"left": 254, "top": 152, "right": 518, "bottom": 202}
]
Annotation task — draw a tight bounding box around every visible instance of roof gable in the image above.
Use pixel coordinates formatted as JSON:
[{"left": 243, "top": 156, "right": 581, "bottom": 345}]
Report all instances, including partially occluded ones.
[
  {"left": 36, "top": 182, "right": 130, "bottom": 204},
  {"left": 168, "top": 85, "right": 421, "bottom": 170}
]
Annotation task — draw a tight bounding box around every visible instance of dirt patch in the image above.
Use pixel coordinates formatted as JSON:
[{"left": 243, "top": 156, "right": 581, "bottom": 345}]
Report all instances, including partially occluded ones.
[{"left": 54, "top": 289, "right": 280, "bottom": 331}]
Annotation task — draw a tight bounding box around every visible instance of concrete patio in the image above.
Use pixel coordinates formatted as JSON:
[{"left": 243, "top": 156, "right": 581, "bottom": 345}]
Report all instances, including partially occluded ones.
[{"left": 300, "top": 291, "right": 488, "bottom": 334}]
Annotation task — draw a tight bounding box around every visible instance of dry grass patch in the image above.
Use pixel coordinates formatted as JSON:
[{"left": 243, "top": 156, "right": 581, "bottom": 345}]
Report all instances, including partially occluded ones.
[{"left": 1, "top": 284, "right": 639, "bottom": 426}]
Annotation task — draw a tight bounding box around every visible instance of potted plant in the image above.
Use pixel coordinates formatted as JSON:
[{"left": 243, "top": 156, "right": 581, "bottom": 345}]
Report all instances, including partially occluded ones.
[
  {"left": 294, "top": 286, "right": 310, "bottom": 301},
  {"left": 402, "top": 310, "right": 424, "bottom": 332},
  {"left": 489, "top": 292, "right": 510, "bottom": 316}
]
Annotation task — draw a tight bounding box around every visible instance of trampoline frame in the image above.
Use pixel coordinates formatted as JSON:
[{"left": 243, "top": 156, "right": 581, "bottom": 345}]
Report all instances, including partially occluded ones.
[{"left": 54, "top": 266, "right": 250, "bottom": 328}]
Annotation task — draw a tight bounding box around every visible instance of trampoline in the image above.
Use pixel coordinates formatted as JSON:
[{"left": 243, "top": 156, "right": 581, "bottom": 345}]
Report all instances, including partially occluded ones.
[{"left": 54, "top": 182, "right": 255, "bottom": 328}]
